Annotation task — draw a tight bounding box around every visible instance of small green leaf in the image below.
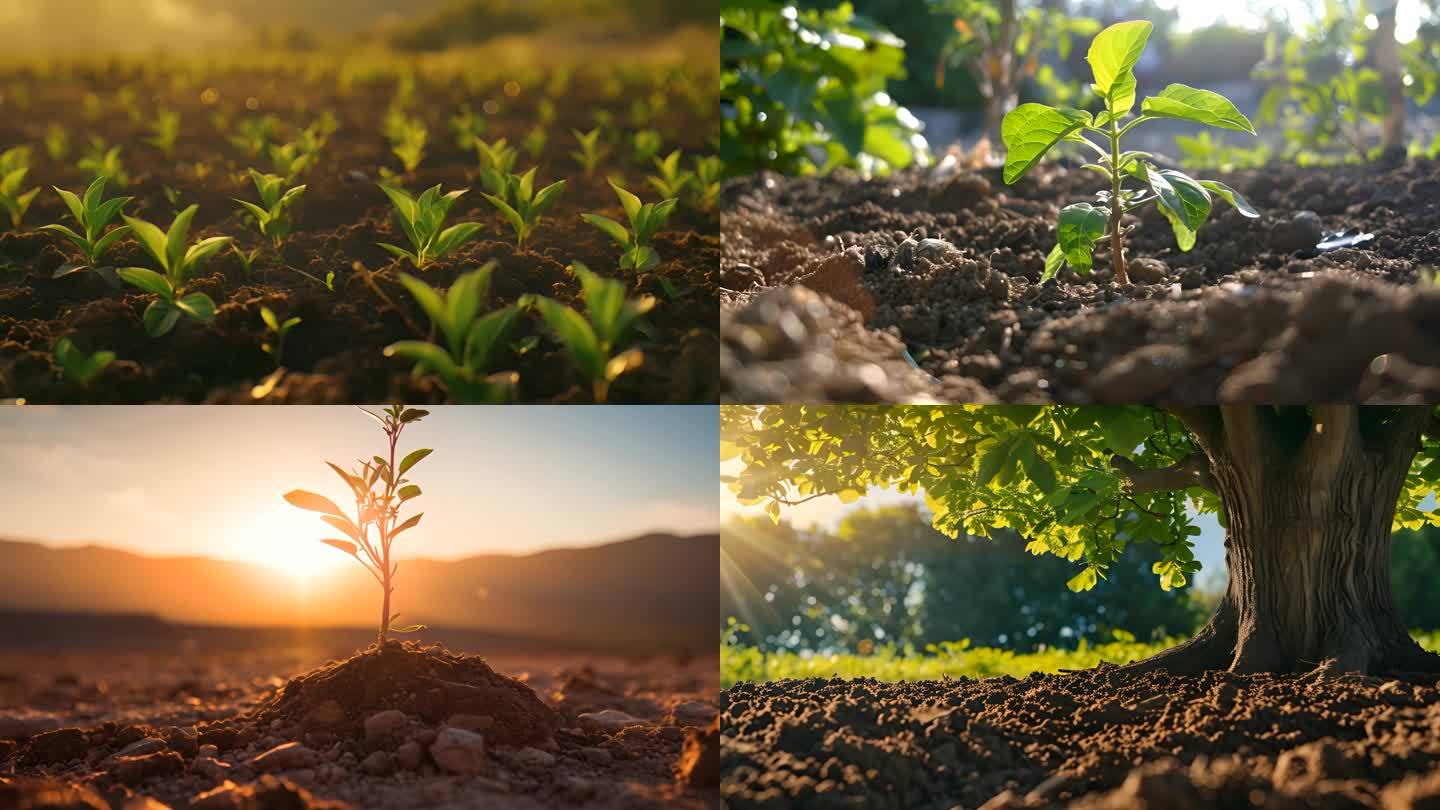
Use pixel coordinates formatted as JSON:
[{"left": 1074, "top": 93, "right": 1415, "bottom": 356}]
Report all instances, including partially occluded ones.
[
  {"left": 1001, "top": 104, "right": 1092, "bottom": 184},
  {"left": 1056, "top": 202, "right": 1109, "bottom": 272},
  {"left": 142, "top": 299, "right": 181, "bottom": 337},
  {"left": 1198, "top": 180, "right": 1260, "bottom": 218},
  {"left": 398, "top": 448, "right": 432, "bottom": 477},
  {"left": 1141, "top": 84, "right": 1256, "bottom": 134},
  {"left": 1087, "top": 20, "right": 1152, "bottom": 113},
  {"left": 1067, "top": 565, "right": 1099, "bottom": 592},
  {"left": 1041, "top": 243, "right": 1065, "bottom": 283}
]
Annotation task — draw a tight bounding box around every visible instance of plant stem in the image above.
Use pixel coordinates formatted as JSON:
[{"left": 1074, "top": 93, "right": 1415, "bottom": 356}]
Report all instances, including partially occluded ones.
[{"left": 1107, "top": 117, "right": 1128, "bottom": 284}]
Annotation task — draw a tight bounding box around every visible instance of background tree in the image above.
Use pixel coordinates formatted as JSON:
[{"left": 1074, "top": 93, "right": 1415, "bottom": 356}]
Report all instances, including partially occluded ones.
[{"left": 723, "top": 405, "right": 1440, "bottom": 676}]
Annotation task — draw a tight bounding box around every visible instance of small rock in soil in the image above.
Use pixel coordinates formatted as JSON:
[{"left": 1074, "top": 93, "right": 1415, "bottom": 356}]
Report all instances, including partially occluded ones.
[
  {"left": 578, "top": 710, "right": 649, "bottom": 735},
  {"left": 394, "top": 740, "right": 423, "bottom": 771},
  {"left": 111, "top": 751, "right": 184, "bottom": 785},
  {"left": 1126, "top": 257, "right": 1169, "bottom": 284},
  {"left": 20, "top": 728, "right": 88, "bottom": 765},
  {"left": 361, "top": 710, "right": 406, "bottom": 743},
  {"left": 670, "top": 701, "right": 718, "bottom": 728},
  {"left": 1270, "top": 210, "right": 1325, "bottom": 253},
  {"left": 513, "top": 746, "right": 557, "bottom": 769},
  {"left": 359, "top": 751, "right": 392, "bottom": 776},
  {"left": 428, "top": 727, "right": 486, "bottom": 775},
  {"left": 249, "top": 742, "right": 319, "bottom": 772}
]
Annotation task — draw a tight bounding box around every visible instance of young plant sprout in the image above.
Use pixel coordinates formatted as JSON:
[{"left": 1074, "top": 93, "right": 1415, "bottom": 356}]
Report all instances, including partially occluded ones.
[
  {"left": 41, "top": 177, "right": 133, "bottom": 277},
  {"left": 449, "top": 104, "right": 487, "bottom": 150},
  {"left": 259, "top": 305, "right": 301, "bottom": 367},
  {"left": 581, "top": 181, "right": 678, "bottom": 272},
  {"left": 1001, "top": 20, "right": 1260, "bottom": 284},
  {"left": 0, "top": 146, "right": 40, "bottom": 229},
  {"left": 631, "top": 129, "right": 663, "bottom": 164},
  {"left": 481, "top": 169, "right": 566, "bottom": 249},
  {"left": 117, "top": 205, "right": 233, "bottom": 337},
  {"left": 229, "top": 116, "right": 277, "bottom": 158},
  {"left": 692, "top": 155, "right": 721, "bottom": 211},
  {"left": 53, "top": 337, "right": 114, "bottom": 385},
  {"left": 284, "top": 404, "right": 432, "bottom": 647},
  {"left": 647, "top": 150, "right": 695, "bottom": 200},
  {"left": 268, "top": 141, "right": 313, "bottom": 181},
  {"left": 387, "top": 114, "right": 428, "bottom": 174},
  {"left": 144, "top": 108, "right": 181, "bottom": 158},
  {"left": 376, "top": 183, "right": 482, "bottom": 269},
  {"left": 235, "top": 170, "right": 306, "bottom": 248},
  {"left": 522, "top": 127, "right": 547, "bottom": 159},
  {"left": 475, "top": 137, "right": 518, "bottom": 198},
  {"left": 534, "top": 262, "right": 655, "bottom": 403},
  {"left": 78, "top": 139, "right": 129, "bottom": 187},
  {"left": 571, "top": 128, "right": 609, "bottom": 175},
  {"left": 233, "top": 244, "right": 262, "bottom": 274},
  {"left": 384, "top": 262, "right": 524, "bottom": 404},
  {"left": 44, "top": 124, "right": 69, "bottom": 162}
]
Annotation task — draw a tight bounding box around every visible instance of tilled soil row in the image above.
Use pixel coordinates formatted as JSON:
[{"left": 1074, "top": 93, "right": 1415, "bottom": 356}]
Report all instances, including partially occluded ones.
[
  {"left": 721, "top": 667, "right": 1440, "bottom": 809},
  {"left": 721, "top": 158, "right": 1440, "bottom": 403}
]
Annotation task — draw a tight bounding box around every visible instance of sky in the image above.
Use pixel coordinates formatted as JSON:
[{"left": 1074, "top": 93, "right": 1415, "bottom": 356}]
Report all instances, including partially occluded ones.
[
  {"left": 1159, "top": 0, "right": 1426, "bottom": 42},
  {"left": 0, "top": 405, "right": 718, "bottom": 574}
]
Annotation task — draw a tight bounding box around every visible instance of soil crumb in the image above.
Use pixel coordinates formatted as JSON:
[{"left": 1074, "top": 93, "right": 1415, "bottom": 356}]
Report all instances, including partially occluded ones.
[{"left": 722, "top": 667, "right": 1440, "bottom": 809}]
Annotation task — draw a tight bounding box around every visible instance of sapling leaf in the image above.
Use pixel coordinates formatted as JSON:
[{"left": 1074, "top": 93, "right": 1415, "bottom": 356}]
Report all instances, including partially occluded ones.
[
  {"left": 1086, "top": 20, "right": 1151, "bottom": 113},
  {"left": 1057, "top": 203, "right": 1109, "bottom": 271},
  {"left": 1141, "top": 84, "right": 1256, "bottom": 133},
  {"left": 398, "top": 448, "right": 432, "bottom": 476},
  {"left": 1001, "top": 104, "right": 1092, "bottom": 183},
  {"left": 1198, "top": 180, "right": 1260, "bottom": 217},
  {"left": 321, "top": 538, "right": 359, "bottom": 557},
  {"left": 284, "top": 489, "right": 347, "bottom": 518}
]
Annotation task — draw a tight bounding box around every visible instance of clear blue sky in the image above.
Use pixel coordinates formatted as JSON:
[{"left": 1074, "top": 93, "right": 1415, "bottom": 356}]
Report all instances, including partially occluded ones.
[{"left": 0, "top": 405, "right": 718, "bottom": 569}]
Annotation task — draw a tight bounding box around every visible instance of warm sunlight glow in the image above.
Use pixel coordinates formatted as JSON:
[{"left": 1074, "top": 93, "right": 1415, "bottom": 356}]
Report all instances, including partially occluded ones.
[{"left": 225, "top": 505, "right": 352, "bottom": 579}]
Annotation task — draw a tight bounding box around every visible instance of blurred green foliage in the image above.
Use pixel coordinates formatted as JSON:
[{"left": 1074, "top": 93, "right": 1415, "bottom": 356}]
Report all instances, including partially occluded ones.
[{"left": 720, "top": 1, "right": 927, "bottom": 176}]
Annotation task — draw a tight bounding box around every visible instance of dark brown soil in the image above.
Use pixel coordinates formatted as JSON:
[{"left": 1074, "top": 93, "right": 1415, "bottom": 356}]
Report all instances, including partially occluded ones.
[
  {"left": 241, "top": 642, "right": 559, "bottom": 747},
  {"left": 721, "top": 158, "right": 1440, "bottom": 403},
  {"left": 0, "top": 641, "right": 720, "bottom": 809},
  {"left": 0, "top": 62, "right": 718, "bottom": 403},
  {"left": 721, "top": 667, "right": 1440, "bottom": 809}
]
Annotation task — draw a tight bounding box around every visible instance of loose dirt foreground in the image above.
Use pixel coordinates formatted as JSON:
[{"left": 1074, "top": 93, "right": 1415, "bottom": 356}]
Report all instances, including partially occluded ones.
[
  {"left": 0, "top": 66, "right": 718, "bottom": 403},
  {"left": 721, "top": 157, "right": 1440, "bottom": 403},
  {"left": 0, "top": 642, "right": 719, "bottom": 809},
  {"left": 721, "top": 667, "right": 1440, "bottom": 809}
]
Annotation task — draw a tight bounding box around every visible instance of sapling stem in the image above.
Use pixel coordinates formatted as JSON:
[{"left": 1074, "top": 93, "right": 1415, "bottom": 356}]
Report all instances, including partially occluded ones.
[{"left": 1107, "top": 115, "right": 1128, "bottom": 284}]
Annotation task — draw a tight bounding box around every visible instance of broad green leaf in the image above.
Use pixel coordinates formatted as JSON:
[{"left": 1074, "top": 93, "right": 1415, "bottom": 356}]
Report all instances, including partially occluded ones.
[
  {"left": 284, "top": 489, "right": 347, "bottom": 518},
  {"left": 398, "top": 484, "right": 422, "bottom": 501},
  {"left": 1145, "top": 167, "right": 1211, "bottom": 231},
  {"left": 975, "top": 437, "right": 1014, "bottom": 485},
  {"left": 464, "top": 305, "right": 521, "bottom": 370},
  {"left": 398, "top": 274, "right": 449, "bottom": 335},
  {"left": 386, "top": 340, "right": 462, "bottom": 378},
  {"left": 55, "top": 186, "right": 85, "bottom": 224},
  {"left": 1000, "top": 104, "right": 1091, "bottom": 184},
  {"left": 117, "top": 267, "right": 174, "bottom": 298},
  {"left": 581, "top": 213, "right": 631, "bottom": 247},
  {"left": 1198, "top": 180, "right": 1260, "bottom": 218},
  {"left": 1067, "top": 565, "right": 1099, "bottom": 592},
  {"left": 123, "top": 216, "right": 171, "bottom": 270},
  {"left": 610, "top": 181, "right": 643, "bottom": 226},
  {"left": 165, "top": 205, "right": 198, "bottom": 273},
  {"left": 434, "top": 222, "right": 482, "bottom": 257},
  {"left": 535, "top": 298, "right": 603, "bottom": 379},
  {"left": 185, "top": 236, "right": 233, "bottom": 269},
  {"left": 142, "top": 299, "right": 180, "bottom": 337},
  {"left": 1087, "top": 21, "right": 1151, "bottom": 113},
  {"left": 1056, "top": 202, "right": 1109, "bottom": 272},
  {"left": 1141, "top": 84, "right": 1256, "bottom": 133},
  {"left": 1041, "top": 243, "right": 1065, "bottom": 283},
  {"left": 93, "top": 225, "right": 132, "bottom": 260},
  {"left": 176, "top": 292, "right": 216, "bottom": 322},
  {"left": 398, "top": 448, "right": 432, "bottom": 477}
]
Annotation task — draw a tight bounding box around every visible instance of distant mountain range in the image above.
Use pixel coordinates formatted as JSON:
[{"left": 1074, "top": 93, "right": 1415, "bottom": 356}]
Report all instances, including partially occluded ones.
[{"left": 0, "top": 534, "right": 716, "bottom": 651}]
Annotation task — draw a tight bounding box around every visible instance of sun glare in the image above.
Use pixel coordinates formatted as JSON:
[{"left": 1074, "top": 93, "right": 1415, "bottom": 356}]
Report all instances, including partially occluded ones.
[{"left": 227, "top": 504, "right": 352, "bottom": 579}]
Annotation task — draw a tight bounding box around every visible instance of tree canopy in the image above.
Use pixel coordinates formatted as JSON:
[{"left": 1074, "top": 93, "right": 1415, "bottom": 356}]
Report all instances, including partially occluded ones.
[{"left": 722, "top": 405, "right": 1440, "bottom": 594}]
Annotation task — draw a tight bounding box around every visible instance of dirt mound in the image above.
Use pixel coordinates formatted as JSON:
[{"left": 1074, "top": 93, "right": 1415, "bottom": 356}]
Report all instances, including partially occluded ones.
[
  {"left": 721, "top": 159, "right": 1440, "bottom": 403},
  {"left": 242, "top": 642, "right": 557, "bottom": 747},
  {"left": 721, "top": 667, "right": 1440, "bottom": 809}
]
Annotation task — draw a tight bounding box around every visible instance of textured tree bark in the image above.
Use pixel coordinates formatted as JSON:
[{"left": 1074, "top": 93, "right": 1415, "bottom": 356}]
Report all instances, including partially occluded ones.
[{"left": 1122, "top": 406, "right": 1440, "bottom": 676}]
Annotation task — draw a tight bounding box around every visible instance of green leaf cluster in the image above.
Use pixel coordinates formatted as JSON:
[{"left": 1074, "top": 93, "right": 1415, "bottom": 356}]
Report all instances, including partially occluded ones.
[
  {"left": 480, "top": 168, "right": 565, "bottom": 249},
  {"left": 377, "top": 183, "right": 482, "bottom": 269},
  {"left": 581, "top": 181, "right": 677, "bottom": 272},
  {"left": 235, "top": 170, "right": 307, "bottom": 248},
  {"left": 0, "top": 146, "right": 39, "bottom": 229},
  {"left": 40, "top": 177, "right": 132, "bottom": 273},
  {"left": 116, "top": 205, "right": 233, "bottom": 337},
  {"left": 533, "top": 262, "right": 655, "bottom": 403}
]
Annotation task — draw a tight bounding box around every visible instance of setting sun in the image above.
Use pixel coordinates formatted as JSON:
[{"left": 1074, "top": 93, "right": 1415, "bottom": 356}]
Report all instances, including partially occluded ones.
[{"left": 224, "top": 504, "right": 352, "bottom": 579}]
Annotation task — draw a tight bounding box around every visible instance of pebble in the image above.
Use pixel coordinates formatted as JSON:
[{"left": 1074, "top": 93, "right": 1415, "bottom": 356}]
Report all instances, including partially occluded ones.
[
  {"left": 579, "top": 746, "right": 612, "bottom": 765},
  {"left": 1270, "top": 210, "right": 1324, "bottom": 253},
  {"left": 513, "top": 746, "right": 556, "bottom": 769},
  {"left": 191, "top": 755, "right": 232, "bottom": 781},
  {"left": 577, "top": 710, "right": 648, "bottom": 735},
  {"left": 21, "top": 728, "right": 88, "bottom": 764},
  {"left": 361, "top": 750, "right": 394, "bottom": 775},
  {"left": 249, "top": 742, "right": 320, "bottom": 772},
  {"left": 670, "top": 701, "right": 718, "bottom": 728},
  {"left": 363, "top": 710, "right": 408, "bottom": 742},
  {"left": 1126, "top": 257, "right": 1169, "bottom": 284},
  {"left": 429, "top": 727, "right": 486, "bottom": 775},
  {"left": 395, "top": 740, "right": 424, "bottom": 771},
  {"left": 112, "top": 751, "right": 184, "bottom": 784}
]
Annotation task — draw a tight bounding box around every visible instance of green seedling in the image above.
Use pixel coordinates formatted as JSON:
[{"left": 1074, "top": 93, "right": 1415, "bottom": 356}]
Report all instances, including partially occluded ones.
[
  {"left": 284, "top": 403, "right": 432, "bottom": 646},
  {"left": 537, "top": 98, "right": 556, "bottom": 125},
  {"left": 522, "top": 126, "right": 547, "bottom": 159},
  {"left": 631, "top": 129, "right": 663, "bottom": 164},
  {"left": 229, "top": 116, "right": 277, "bottom": 158},
  {"left": 384, "top": 262, "right": 523, "bottom": 404},
  {"left": 387, "top": 114, "right": 427, "bottom": 173},
  {"left": 44, "top": 124, "right": 69, "bottom": 162},
  {"left": 692, "top": 155, "right": 721, "bottom": 211},
  {"left": 481, "top": 169, "right": 565, "bottom": 249},
  {"left": 475, "top": 137, "right": 517, "bottom": 197},
  {"left": 260, "top": 305, "right": 301, "bottom": 367},
  {"left": 78, "top": 139, "right": 129, "bottom": 187},
  {"left": 117, "top": 205, "right": 233, "bottom": 337},
  {"left": 449, "top": 104, "right": 487, "bottom": 150},
  {"left": 40, "top": 177, "right": 133, "bottom": 277},
  {"left": 145, "top": 108, "right": 181, "bottom": 158},
  {"left": 571, "top": 128, "right": 609, "bottom": 174},
  {"left": 376, "top": 183, "right": 482, "bottom": 269},
  {"left": 581, "top": 181, "right": 677, "bottom": 272},
  {"left": 233, "top": 243, "right": 262, "bottom": 274},
  {"left": 533, "top": 262, "right": 655, "bottom": 403},
  {"left": 235, "top": 170, "right": 306, "bottom": 248},
  {"left": 53, "top": 337, "right": 114, "bottom": 385},
  {"left": 1000, "top": 20, "right": 1260, "bottom": 283},
  {"left": 647, "top": 150, "right": 694, "bottom": 200},
  {"left": 268, "top": 141, "right": 313, "bottom": 181},
  {"left": 0, "top": 146, "right": 39, "bottom": 229}
]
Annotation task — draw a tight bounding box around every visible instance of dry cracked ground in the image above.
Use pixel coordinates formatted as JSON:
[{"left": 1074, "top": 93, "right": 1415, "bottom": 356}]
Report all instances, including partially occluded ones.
[{"left": 0, "top": 642, "right": 719, "bottom": 809}]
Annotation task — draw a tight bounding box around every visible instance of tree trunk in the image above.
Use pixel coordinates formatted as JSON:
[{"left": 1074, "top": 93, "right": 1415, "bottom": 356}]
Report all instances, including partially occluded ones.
[
  {"left": 1125, "top": 406, "right": 1440, "bottom": 677},
  {"left": 1376, "top": 5, "right": 1406, "bottom": 157}
]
